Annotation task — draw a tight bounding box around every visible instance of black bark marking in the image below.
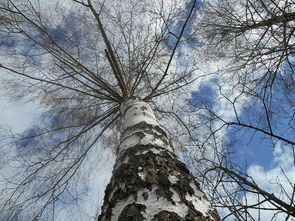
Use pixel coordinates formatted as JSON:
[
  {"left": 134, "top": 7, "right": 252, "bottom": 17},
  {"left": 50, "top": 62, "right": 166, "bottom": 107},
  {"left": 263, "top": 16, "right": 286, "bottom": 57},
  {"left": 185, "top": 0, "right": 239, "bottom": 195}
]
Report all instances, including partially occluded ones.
[
  {"left": 142, "top": 192, "right": 149, "bottom": 200},
  {"left": 122, "top": 121, "right": 168, "bottom": 144},
  {"left": 152, "top": 210, "right": 182, "bottom": 221},
  {"left": 140, "top": 106, "right": 148, "bottom": 111},
  {"left": 118, "top": 203, "right": 146, "bottom": 221}
]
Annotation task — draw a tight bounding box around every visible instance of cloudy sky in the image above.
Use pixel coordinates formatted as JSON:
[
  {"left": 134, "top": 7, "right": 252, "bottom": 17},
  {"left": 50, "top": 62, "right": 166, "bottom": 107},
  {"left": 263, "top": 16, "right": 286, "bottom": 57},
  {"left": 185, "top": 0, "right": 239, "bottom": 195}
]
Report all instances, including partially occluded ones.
[{"left": 0, "top": 94, "right": 115, "bottom": 220}]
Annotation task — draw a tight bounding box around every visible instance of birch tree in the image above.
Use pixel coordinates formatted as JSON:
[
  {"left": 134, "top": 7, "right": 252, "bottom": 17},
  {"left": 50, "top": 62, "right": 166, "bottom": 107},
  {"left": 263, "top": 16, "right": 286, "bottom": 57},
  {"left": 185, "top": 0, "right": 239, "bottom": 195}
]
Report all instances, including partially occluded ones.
[{"left": 0, "top": 0, "right": 220, "bottom": 220}]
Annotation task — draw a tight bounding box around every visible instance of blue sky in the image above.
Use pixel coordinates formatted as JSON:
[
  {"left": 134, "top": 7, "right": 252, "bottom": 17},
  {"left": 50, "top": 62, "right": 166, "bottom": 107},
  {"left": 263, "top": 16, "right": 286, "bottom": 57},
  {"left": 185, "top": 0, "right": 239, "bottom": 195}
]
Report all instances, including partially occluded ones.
[
  {"left": 192, "top": 81, "right": 261, "bottom": 165},
  {"left": 189, "top": 68, "right": 295, "bottom": 220},
  {"left": 190, "top": 74, "right": 292, "bottom": 170}
]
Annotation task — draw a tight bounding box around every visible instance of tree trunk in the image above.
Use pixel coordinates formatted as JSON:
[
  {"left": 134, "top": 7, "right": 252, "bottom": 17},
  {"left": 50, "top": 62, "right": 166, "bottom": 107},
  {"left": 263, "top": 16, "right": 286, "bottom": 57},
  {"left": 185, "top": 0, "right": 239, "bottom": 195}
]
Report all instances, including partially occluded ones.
[{"left": 98, "top": 98, "right": 220, "bottom": 221}]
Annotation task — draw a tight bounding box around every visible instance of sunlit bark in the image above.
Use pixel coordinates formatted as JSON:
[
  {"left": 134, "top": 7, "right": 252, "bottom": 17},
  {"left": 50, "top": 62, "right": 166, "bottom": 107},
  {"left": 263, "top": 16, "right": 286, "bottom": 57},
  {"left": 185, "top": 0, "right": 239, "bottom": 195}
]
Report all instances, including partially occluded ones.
[{"left": 98, "top": 98, "right": 220, "bottom": 221}]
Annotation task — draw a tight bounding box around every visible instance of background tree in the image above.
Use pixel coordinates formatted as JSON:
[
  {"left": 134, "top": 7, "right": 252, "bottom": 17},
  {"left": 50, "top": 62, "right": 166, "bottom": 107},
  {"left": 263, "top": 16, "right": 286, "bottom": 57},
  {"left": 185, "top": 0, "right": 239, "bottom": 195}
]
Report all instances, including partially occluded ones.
[
  {"left": 0, "top": 0, "right": 219, "bottom": 220},
  {"left": 191, "top": 0, "right": 295, "bottom": 220}
]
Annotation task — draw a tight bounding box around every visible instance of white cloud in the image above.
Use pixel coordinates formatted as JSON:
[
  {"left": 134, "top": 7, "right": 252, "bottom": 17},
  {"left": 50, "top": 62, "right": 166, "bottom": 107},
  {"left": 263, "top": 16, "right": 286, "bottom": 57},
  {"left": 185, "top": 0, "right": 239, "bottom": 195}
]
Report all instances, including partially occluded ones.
[
  {"left": 245, "top": 142, "right": 295, "bottom": 220},
  {"left": 0, "top": 101, "right": 40, "bottom": 133},
  {"left": 54, "top": 148, "right": 115, "bottom": 221}
]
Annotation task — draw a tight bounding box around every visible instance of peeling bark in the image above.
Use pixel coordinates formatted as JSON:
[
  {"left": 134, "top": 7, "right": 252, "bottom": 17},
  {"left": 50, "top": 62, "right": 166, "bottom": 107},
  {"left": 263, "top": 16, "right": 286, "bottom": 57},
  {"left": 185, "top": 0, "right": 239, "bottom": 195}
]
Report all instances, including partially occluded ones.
[{"left": 98, "top": 98, "right": 220, "bottom": 221}]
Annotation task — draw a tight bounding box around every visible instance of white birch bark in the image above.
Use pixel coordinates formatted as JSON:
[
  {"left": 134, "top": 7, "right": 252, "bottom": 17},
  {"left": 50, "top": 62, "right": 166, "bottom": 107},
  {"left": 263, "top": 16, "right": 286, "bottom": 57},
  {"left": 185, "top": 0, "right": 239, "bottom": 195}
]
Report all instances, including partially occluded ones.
[{"left": 98, "top": 98, "right": 220, "bottom": 221}]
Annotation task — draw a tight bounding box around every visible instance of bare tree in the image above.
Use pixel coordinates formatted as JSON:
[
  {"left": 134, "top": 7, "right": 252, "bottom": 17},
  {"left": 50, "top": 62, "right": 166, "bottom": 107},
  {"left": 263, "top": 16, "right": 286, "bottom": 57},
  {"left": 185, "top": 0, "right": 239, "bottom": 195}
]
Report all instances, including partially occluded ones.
[
  {"left": 195, "top": 0, "right": 295, "bottom": 101},
  {"left": 196, "top": 0, "right": 295, "bottom": 72},
  {"left": 190, "top": 0, "right": 295, "bottom": 219},
  {"left": 0, "top": 0, "right": 220, "bottom": 220}
]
